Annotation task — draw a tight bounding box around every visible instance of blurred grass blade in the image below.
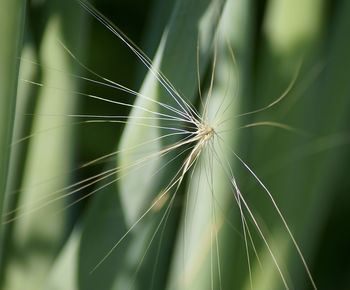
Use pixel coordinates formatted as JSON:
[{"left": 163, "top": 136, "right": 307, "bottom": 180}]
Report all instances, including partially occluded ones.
[
  {"left": 44, "top": 229, "right": 81, "bottom": 290},
  {"left": 77, "top": 0, "right": 226, "bottom": 289},
  {"left": 117, "top": 0, "right": 226, "bottom": 288},
  {"left": 1, "top": 26, "right": 42, "bottom": 285},
  {"left": 242, "top": 0, "right": 347, "bottom": 289},
  {"left": 0, "top": 0, "right": 26, "bottom": 279},
  {"left": 2, "top": 2, "right": 88, "bottom": 290},
  {"left": 166, "top": 0, "right": 253, "bottom": 289}
]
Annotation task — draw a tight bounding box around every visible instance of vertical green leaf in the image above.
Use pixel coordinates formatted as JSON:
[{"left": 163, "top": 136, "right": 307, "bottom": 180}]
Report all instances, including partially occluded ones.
[
  {"left": 166, "top": 0, "right": 253, "bottom": 289},
  {"left": 0, "top": 0, "right": 26, "bottom": 278},
  {"left": 2, "top": 2, "right": 88, "bottom": 290},
  {"left": 77, "top": 1, "right": 226, "bottom": 290}
]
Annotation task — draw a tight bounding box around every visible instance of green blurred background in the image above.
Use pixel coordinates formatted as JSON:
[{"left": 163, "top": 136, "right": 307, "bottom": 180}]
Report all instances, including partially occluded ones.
[{"left": 1, "top": 0, "right": 350, "bottom": 289}]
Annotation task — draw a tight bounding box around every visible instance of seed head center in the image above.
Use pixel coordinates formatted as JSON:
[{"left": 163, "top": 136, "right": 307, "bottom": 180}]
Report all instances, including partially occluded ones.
[{"left": 198, "top": 123, "right": 215, "bottom": 142}]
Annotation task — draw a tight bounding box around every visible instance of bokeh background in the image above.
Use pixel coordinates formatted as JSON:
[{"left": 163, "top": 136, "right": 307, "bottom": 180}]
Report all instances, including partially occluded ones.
[{"left": 1, "top": 0, "right": 350, "bottom": 289}]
